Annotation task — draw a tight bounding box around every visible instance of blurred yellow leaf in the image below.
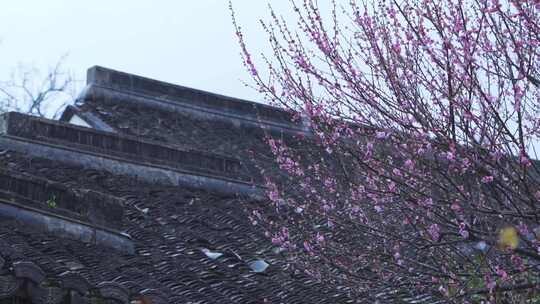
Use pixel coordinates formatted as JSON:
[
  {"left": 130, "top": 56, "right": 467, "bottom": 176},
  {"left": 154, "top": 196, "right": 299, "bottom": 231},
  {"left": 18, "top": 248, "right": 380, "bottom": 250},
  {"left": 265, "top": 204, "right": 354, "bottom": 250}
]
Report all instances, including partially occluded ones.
[{"left": 498, "top": 226, "right": 519, "bottom": 250}]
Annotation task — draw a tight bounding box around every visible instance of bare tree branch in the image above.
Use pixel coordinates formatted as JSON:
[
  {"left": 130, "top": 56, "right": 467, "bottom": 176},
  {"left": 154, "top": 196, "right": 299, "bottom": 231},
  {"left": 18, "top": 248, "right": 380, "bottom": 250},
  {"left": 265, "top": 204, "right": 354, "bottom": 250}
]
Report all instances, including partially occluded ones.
[{"left": 0, "top": 55, "right": 76, "bottom": 118}]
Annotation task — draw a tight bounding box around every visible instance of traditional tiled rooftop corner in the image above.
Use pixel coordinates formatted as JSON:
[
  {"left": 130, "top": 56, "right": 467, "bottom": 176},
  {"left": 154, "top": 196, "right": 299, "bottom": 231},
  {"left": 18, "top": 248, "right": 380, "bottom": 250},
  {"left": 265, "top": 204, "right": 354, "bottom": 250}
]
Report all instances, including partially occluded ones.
[
  {"left": 67, "top": 66, "right": 312, "bottom": 135},
  {"left": 0, "top": 66, "right": 354, "bottom": 304}
]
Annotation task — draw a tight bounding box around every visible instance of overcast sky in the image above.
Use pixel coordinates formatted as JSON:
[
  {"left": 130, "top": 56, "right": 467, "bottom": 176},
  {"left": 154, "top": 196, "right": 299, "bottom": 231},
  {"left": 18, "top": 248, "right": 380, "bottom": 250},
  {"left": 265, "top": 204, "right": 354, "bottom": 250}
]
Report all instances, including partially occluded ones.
[{"left": 0, "top": 1, "right": 319, "bottom": 103}]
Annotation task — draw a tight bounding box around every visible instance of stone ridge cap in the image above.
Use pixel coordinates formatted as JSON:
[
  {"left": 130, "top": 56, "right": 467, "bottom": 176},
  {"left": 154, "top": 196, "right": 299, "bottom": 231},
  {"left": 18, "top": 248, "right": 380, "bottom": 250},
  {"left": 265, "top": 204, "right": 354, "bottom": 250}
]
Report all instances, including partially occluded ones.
[
  {"left": 87, "top": 65, "right": 304, "bottom": 125},
  {"left": 3, "top": 133, "right": 254, "bottom": 186},
  {"left": 60, "top": 104, "right": 93, "bottom": 125},
  {"left": 0, "top": 197, "right": 131, "bottom": 239},
  {"left": 88, "top": 65, "right": 290, "bottom": 112},
  {"left": 3, "top": 111, "right": 240, "bottom": 163},
  {"left": 60, "top": 104, "right": 117, "bottom": 133},
  {"left": 59, "top": 104, "right": 80, "bottom": 120},
  {"left": 87, "top": 83, "right": 311, "bottom": 135}
]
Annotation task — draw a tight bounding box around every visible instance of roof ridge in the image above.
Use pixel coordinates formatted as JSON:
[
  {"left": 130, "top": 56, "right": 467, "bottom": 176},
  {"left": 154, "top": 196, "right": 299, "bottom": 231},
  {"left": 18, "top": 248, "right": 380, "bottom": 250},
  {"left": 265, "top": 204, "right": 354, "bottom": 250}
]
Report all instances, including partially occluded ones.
[
  {"left": 0, "top": 112, "right": 263, "bottom": 198},
  {"left": 83, "top": 66, "right": 311, "bottom": 135}
]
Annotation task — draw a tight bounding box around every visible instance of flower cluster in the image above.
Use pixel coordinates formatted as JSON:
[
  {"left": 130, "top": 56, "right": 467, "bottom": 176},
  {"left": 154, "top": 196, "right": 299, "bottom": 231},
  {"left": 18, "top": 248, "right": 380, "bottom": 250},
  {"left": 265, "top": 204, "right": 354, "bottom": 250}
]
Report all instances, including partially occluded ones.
[{"left": 233, "top": 0, "right": 540, "bottom": 302}]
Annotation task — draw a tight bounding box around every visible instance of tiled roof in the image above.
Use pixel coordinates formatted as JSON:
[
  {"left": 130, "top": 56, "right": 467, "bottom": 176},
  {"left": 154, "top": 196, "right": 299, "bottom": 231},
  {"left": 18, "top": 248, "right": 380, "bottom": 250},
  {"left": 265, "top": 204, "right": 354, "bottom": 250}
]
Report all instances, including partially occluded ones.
[
  {"left": 0, "top": 67, "right": 354, "bottom": 303},
  {"left": 0, "top": 148, "right": 352, "bottom": 303}
]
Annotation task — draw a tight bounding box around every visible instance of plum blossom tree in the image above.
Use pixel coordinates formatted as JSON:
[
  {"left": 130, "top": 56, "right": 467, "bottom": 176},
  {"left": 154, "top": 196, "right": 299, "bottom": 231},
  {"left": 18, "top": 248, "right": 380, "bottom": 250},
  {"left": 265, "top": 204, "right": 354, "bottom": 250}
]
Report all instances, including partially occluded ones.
[{"left": 233, "top": 0, "right": 540, "bottom": 302}]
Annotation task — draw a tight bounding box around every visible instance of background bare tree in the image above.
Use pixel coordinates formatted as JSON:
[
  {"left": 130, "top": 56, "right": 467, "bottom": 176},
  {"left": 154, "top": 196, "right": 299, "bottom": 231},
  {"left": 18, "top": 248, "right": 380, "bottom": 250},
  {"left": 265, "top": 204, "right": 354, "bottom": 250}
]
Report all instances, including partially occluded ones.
[{"left": 0, "top": 56, "right": 75, "bottom": 118}]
